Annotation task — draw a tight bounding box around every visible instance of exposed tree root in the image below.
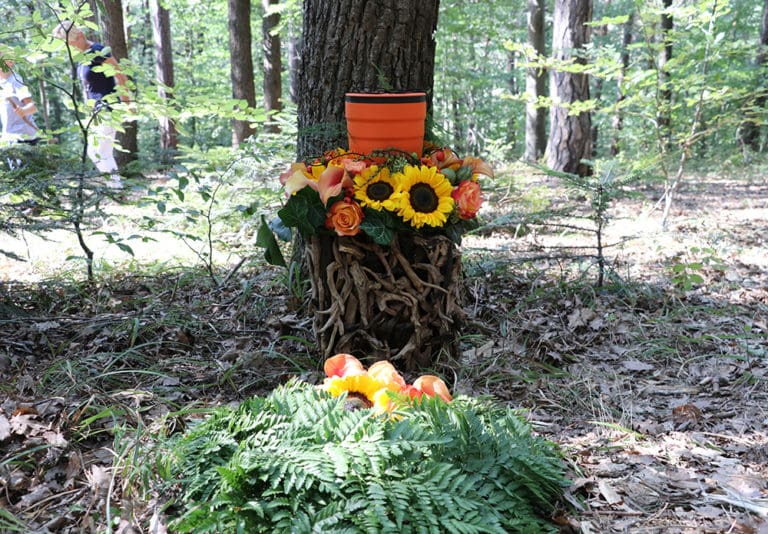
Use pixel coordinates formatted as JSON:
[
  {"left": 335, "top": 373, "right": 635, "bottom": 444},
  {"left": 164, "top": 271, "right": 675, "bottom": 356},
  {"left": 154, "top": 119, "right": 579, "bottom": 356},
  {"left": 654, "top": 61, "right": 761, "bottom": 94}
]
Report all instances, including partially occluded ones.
[{"left": 305, "top": 233, "right": 465, "bottom": 370}]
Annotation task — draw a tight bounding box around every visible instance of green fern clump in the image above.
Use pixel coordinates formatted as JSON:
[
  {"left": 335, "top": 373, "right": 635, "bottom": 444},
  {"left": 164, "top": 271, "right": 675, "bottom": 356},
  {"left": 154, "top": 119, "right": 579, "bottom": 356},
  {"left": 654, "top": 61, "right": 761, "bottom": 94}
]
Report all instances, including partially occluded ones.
[{"left": 164, "top": 380, "right": 567, "bottom": 533}]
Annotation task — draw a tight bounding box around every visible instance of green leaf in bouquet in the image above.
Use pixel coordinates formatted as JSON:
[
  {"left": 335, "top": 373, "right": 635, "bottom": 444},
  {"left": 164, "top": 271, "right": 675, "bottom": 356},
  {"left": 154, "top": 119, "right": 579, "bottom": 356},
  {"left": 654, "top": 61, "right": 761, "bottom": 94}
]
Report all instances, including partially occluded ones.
[
  {"left": 445, "top": 218, "right": 480, "bottom": 245},
  {"left": 278, "top": 188, "right": 325, "bottom": 237},
  {"left": 360, "top": 209, "right": 395, "bottom": 245},
  {"left": 256, "top": 215, "right": 287, "bottom": 267},
  {"left": 270, "top": 217, "right": 292, "bottom": 242}
]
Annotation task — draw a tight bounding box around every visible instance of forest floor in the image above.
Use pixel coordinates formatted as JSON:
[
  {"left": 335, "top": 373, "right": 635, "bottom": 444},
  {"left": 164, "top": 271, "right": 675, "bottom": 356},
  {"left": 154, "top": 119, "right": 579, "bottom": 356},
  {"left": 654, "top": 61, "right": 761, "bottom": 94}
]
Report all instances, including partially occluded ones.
[{"left": 1, "top": 166, "right": 767, "bottom": 533}]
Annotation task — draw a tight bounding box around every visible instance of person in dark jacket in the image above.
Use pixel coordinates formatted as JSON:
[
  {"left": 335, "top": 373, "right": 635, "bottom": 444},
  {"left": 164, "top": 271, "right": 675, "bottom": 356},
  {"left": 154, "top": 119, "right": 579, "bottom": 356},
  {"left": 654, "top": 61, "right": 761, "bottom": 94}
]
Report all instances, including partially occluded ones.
[{"left": 52, "top": 21, "right": 129, "bottom": 187}]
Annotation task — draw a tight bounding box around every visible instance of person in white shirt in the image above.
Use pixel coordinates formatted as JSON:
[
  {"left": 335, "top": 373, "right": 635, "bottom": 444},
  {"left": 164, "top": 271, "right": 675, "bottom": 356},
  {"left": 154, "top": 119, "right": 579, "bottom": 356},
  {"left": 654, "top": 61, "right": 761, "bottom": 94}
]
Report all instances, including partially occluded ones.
[{"left": 0, "top": 52, "right": 40, "bottom": 146}]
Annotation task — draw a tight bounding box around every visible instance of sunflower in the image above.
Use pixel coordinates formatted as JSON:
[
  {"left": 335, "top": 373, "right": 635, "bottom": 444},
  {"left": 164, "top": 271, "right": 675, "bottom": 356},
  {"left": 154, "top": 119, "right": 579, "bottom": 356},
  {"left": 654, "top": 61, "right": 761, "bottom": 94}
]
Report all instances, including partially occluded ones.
[
  {"left": 353, "top": 166, "right": 400, "bottom": 211},
  {"left": 395, "top": 165, "right": 455, "bottom": 228},
  {"left": 323, "top": 374, "right": 389, "bottom": 409}
]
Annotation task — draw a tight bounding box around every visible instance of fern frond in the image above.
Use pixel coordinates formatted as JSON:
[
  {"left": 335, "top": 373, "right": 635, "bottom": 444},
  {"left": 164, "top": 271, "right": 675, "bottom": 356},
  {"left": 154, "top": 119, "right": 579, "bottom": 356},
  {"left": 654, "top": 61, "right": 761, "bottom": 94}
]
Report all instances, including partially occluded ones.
[{"left": 164, "top": 382, "right": 568, "bottom": 533}]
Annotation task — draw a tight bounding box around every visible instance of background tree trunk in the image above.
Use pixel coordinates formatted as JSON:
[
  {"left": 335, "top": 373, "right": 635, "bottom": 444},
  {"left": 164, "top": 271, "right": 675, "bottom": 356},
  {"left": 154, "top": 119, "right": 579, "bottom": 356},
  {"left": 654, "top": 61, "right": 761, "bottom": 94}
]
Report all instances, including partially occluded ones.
[
  {"left": 611, "top": 12, "right": 633, "bottom": 156},
  {"left": 288, "top": 34, "right": 300, "bottom": 105},
  {"left": 262, "top": 0, "right": 282, "bottom": 133},
  {"left": 590, "top": 7, "right": 609, "bottom": 158},
  {"left": 149, "top": 0, "right": 178, "bottom": 158},
  {"left": 547, "top": 0, "right": 592, "bottom": 176},
  {"left": 100, "top": 0, "right": 138, "bottom": 166},
  {"left": 296, "top": 0, "right": 440, "bottom": 160},
  {"left": 228, "top": 0, "right": 257, "bottom": 147},
  {"left": 506, "top": 50, "right": 517, "bottom": 152},
  {"left": 658, "top": 0, "right": 673, "bottom": 149},
  {"left": 739, "top": 0, "right": 768, "bottom": 152},
  {"left": 525, "top": 0, "right": 547, "bottom": 162}
]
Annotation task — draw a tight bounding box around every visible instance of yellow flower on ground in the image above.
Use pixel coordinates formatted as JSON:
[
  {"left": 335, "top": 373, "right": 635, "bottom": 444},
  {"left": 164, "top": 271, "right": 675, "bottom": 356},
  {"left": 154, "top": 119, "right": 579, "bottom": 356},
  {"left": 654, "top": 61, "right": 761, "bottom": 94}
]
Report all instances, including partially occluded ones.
[
  {"left": 323, "top": 374, "right": 389, "bottom": 408},
  {"left": 371, "top": 388, "right": 395, "bottom": 415},
  {"left": 353, "top": 166, "right": 400, "bottom": 211},
  {"left": 395, "top": 165, "right": 455, "bottom": 229}
]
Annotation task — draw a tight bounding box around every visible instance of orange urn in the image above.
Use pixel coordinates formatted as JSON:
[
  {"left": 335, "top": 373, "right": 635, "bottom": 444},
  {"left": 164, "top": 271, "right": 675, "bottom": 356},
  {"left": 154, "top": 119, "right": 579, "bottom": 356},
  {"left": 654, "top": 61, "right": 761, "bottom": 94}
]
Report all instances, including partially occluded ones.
[{"left": 344, "top": 92, "right": 427, "bottom": 156}]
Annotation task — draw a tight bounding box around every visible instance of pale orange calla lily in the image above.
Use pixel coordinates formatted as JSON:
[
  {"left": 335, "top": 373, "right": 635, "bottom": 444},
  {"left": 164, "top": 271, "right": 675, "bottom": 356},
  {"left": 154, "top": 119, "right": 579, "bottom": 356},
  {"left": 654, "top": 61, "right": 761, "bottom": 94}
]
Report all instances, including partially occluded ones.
[
  {"left": 283, "top": 168, "right": 320, "bottom": 197},
  {"left": 368, "top": 361, "right": 407, "bottom": 390},
  {"left": 317, "top": 165, "right": 354, "bottom": 205},
  {"left": 413, "top": 375, "right": 453, "bottom": 402},
  {"left": 463, "top": 156, "right": 494, "bottom": 179},
  {"left": 279, "top": 162, "right": 306, "bottom": 186},
  {"left": 324, "top": 353, "right": 365, "bottom": 378}
]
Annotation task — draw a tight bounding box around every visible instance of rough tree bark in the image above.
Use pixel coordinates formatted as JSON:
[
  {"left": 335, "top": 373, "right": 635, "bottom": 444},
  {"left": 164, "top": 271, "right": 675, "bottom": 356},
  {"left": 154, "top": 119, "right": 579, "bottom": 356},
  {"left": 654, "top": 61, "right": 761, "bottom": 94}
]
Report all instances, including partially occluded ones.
[
  {"left": 296, "top": 0, "right": 439, "bottom": 160},
  {"left": 149, "top": 0, "right": 178, "bottom": 156},
  {"left": 228, "top": 0, "right": 257, "bottom": 147},
  {"left": 525, "top": 0, "right": 547, "bottom": 162},
  {"left": 547, "top": 0, "right": 592, "bottom": 176},
  {"left": 262, "top": 0, "right": 282, "bottom": 133}
]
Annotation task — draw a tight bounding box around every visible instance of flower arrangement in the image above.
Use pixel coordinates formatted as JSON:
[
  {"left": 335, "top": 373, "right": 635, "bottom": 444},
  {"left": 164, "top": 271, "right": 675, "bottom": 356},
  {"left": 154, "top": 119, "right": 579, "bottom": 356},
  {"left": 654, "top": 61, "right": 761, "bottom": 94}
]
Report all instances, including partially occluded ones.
[
  {"left": 269, "top": 146, "right": 493, "bottom": 251},
  {"left": 320, "top": 353, "right": 452, "bottom": 416}
]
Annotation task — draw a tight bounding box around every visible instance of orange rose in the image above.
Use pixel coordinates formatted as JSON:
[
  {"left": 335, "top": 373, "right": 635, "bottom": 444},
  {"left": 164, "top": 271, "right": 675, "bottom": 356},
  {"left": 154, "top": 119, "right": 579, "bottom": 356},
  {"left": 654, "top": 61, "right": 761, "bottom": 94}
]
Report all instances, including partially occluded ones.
[
  {"left": 413, "top": 375, "right": 452, "bottom": 402},
  {"left": 325, "top": 198, "right": 364, "bottom": 236},
  {"left": 368, "top": 360, "right": 407, "bottom": 390},
  {"left": 451, "top": 180, "right": 483, "bottom": 219},
  {"left": 324, "top": 353, "right": 366, "bottom": 378}
]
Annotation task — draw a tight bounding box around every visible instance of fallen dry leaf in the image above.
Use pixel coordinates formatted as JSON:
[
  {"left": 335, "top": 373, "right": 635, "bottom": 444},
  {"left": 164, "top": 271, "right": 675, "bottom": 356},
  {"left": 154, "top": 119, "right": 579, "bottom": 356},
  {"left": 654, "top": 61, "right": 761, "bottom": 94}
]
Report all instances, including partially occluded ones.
[
  {"left": 672, "top": 403, "right": 703, "bottom": 426},
  {"left": 0, "top": 413, "right": 10, "bottom": 441},
  {"left": 622, "top": 359, "right": 655, "bottom": 372},
  {"left": 598, "top": 479, "right": 624, "bottom": 505}
]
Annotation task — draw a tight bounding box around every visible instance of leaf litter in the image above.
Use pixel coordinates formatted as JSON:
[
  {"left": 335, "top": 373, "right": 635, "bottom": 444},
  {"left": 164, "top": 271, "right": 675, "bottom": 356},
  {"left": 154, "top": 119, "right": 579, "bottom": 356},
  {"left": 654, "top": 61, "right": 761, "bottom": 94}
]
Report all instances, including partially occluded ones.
[{"left": 0, "top": 172, "right": 766, "bottom": 532}]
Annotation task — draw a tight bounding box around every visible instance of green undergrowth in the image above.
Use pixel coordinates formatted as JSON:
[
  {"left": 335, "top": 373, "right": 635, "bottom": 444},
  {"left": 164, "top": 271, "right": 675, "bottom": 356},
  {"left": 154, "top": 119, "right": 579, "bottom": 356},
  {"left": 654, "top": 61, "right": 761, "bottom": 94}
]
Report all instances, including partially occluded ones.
[{"left": 161, "top": 380, "right": 567, "bottom": 533}]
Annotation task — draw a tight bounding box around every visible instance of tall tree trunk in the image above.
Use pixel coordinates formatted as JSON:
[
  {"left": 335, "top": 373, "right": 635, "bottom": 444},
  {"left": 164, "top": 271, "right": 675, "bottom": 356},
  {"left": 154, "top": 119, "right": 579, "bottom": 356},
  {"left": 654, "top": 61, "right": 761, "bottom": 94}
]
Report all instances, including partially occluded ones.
[
  {"left": 611, "top": 12, "right": 633, "bottom": 156},
  {"left": 506, "top": 50, "right": 517, "bottom": 151},
  {"left": 547, "top": 0, "right": 592, "bottom": 176},
  {"left": 297, "top": 0, "right": 440, "bottom": 160},
  {"left": 100, "top": 0, "right": 138, "bottom": 166},
  {"left": 525, "top": 0, "right": 547, "bottom": 162},
  {"left": 228, "top": 0, "right": 257, "bottom": 147},
  {"left": 590, "top": 75, "right": 603, "bottom": 159},
  {"left": 590, "top": 11, "right": 608, "bottom": 158},
  {"left": 288, "top": 34, "right": 300, "bottom": 104},
  {"left": 739, "top": 0, "right": 768, "bottom": 152},
  {"left": 658, "top": 0, "right": 673, "bottom": 149},
  {"left": 149, "top": 0, "right": 178, "bottom": 158},
  {"left": 262, "top": 0, "right": 282, "bottom": 133}
]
